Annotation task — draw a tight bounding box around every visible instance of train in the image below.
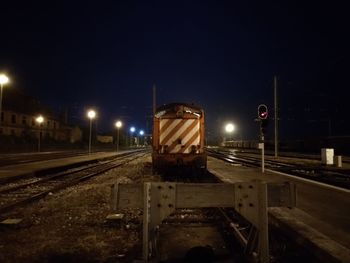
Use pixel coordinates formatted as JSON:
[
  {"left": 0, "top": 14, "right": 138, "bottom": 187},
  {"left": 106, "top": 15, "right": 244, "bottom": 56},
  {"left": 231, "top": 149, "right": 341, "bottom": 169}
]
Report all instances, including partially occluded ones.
[{"left": 152, "top": 102, "right": 207, "bottom": 173}]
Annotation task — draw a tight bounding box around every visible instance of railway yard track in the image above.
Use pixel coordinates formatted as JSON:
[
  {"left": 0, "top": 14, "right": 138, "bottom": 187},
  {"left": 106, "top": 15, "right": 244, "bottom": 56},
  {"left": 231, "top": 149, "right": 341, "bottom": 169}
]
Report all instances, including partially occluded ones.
[
  {"left": 0, "top": 151, "right": 91, "bottom": 167},
  {"left": 1, "top": 150, "right": 349, "bottom": 263},
  {"left": 207, "top": 148, "right": 350, "bottom": 189},
  {"left": 111, "top": 162, "right": 321, "bottom": 262},
  {"left": 0, "top": 150, "right": 147, "bottom": 215},
  {"left": 126, "top": 148, "right": 349, "bottom": 262}
]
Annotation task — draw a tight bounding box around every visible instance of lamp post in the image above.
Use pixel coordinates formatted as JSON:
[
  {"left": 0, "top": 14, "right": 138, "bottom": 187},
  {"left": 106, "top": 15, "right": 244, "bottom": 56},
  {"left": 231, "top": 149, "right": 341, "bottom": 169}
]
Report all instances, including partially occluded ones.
[
  {"left": 87, "top": 110, "right": 96, "bottom": 154},
  {"left": 225, "top": 123, "right": 235, "bottom": 146},
  {"left": 139, "top": 130, "right": 144, "bottom": 146},
  {"left": 115, "top": 120, "right": 122, "bottom": 152},
  {"left": 0, "top": 74, "right": 9, "bottom": 127},
  {"left": 36, "top": 115, "right": 44, "bottom": 152},
  {"left": 129, "top": 126, "right": 135, "bottom": 147}
]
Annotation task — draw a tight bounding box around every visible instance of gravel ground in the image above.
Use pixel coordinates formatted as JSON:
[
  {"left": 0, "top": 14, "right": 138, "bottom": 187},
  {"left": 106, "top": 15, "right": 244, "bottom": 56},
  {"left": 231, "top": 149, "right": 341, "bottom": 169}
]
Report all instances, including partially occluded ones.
[{"left": 0, "top": 155, "right": 156, "bottom": 263}]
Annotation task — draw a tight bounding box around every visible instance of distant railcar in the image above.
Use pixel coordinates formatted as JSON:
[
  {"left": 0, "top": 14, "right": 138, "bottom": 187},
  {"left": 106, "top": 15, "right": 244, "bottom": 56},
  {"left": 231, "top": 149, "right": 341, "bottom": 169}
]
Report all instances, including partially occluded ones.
[{"left": 152, "top": 103, "right": 207, "bottom": 173}]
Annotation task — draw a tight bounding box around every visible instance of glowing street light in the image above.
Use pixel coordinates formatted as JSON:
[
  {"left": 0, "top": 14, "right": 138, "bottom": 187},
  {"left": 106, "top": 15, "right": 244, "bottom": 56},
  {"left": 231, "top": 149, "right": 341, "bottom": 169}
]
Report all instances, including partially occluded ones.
[
  {"left": 139, "top": 130, "right": 145, "bottom": 146},
  {"left": 225, "top": 123, "right": 235, "bottom": 133},
  {"left": 0, "top": 74, "right": 10, "bottom": 127},
  {"left": 129, "top": 126, "right": 135, "bottom": 147},
  {"left": 87, "top": 109, "right": 96, "bottom": 154},
  {"left": 115, "top": 120, "right": 122, "bottom": 152},
  {"left": 87, "top": 110, "right": 96, "bottom": 119},
  {"left": 36, "top": 115, "right": 44, "bottom": 152},
  {"left": 225, "top": 123, "right": 235, "bottom": 144}
]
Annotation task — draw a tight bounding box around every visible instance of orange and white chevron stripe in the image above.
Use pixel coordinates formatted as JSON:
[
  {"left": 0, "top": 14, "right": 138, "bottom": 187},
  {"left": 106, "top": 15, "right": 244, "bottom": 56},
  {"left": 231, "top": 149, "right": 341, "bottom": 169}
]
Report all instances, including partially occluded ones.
[{"left": 159, "top": 118, "right": 200, "bottom": 154}]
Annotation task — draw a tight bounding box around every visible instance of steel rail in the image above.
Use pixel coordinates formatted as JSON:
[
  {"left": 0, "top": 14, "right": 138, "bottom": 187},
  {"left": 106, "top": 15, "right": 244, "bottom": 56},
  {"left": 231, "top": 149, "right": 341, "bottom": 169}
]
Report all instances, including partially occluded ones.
[
  {"left": 0, "top": 151, "right": 147, "bottom": 215},
  {"left": 207, "top": 149, "right": 350, "bottom": 189}
]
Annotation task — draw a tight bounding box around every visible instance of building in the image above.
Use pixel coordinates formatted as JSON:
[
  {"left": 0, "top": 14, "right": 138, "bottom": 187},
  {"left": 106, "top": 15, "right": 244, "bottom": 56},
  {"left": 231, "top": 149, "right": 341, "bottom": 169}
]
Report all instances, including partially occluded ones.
[{"left": 0, "top": 87, "right": 82, "bottom": 142}]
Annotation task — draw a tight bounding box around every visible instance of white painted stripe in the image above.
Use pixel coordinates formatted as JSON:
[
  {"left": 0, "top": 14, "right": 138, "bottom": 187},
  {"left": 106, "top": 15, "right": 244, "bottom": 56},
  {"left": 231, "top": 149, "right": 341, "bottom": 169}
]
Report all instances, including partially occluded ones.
[
  {"left": 171, "top": 144, "right": 182, "bottom": 153},
  {"left": 166, "top": 119, "right": 195, "bottom": 146},
  {"left": 159, "top": 118, "right": 201, "bottom": 154},
  {"left": 160, "top": 119, "right": 181, "bottom": 143},
  {"left": 182, "top": 121, "right": 200, "bottom": 143},
  {"left": 177, "top": 120, "right": 200, "bottom": 153}
]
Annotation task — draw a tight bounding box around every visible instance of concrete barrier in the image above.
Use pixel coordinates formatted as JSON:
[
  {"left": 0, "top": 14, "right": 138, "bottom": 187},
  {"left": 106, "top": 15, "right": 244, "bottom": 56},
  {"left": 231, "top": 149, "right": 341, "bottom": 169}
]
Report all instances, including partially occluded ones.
[
  {"left": 321, "top": 148, "right": 334, "bottom": 165},
  {"left": 334, "top": 155, "right": 342, "bottom": 168}
]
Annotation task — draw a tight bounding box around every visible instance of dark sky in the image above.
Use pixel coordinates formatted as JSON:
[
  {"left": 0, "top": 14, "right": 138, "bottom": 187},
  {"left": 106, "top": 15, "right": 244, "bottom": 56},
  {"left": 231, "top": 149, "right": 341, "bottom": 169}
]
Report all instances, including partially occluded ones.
[{"left": 0, "top": 0, "right": 349, "bottom": 140}]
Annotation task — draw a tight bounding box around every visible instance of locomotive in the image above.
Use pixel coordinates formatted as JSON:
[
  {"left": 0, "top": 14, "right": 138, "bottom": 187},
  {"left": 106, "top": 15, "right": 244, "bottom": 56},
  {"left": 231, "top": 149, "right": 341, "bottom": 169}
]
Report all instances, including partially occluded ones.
[{"left": 152, "top": 102, "right": 207, "bottom": 173}]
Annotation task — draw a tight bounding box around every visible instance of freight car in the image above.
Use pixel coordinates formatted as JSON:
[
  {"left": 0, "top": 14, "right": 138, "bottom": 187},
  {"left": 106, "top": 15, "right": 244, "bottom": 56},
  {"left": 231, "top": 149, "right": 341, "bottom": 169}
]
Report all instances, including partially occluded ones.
[{"left": 152, "top": 103, "right": 207, "bottom": 174}]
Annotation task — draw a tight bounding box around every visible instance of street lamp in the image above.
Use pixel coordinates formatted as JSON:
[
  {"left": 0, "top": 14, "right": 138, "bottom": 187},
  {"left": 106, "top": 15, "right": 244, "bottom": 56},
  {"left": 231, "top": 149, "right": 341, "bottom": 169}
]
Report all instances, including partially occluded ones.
[
  {"left": 0, "top": 74, "right": 9, "bottom": 127},
  {"left": 87, "top": 110, "right": 96, "bottom": 154},
  {"left": 115, "top": 120, "right": 122, "bottom": 152},
  {"left": 139, "top": 130, "right": 144, "bottom": 146},
  {"left": 130, "top": 126, "right": 135, "bottom": 147},
  {"left": 225, "top": 123, "right": 235, "bottom": 145},
  {"left": 36, "top": 115, "right": 44, "bottom": 152}
]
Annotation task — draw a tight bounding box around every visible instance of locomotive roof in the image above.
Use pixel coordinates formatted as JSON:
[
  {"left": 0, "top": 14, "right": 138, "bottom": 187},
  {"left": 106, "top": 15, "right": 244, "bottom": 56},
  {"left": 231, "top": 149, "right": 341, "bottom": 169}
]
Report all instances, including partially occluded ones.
[
  {"left": 155, "top": 103, "right": 203, "bottom": 118},
  {"left": 156, "top": 103, "right": 203, "bottom": 112}
]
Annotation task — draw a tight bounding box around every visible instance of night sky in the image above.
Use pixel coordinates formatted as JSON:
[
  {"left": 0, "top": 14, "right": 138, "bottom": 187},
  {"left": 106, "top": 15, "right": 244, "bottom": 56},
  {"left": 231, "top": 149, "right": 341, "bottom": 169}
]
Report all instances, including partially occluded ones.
[{"left": 1, "top": 1, "right": 349, "bottom": 141}]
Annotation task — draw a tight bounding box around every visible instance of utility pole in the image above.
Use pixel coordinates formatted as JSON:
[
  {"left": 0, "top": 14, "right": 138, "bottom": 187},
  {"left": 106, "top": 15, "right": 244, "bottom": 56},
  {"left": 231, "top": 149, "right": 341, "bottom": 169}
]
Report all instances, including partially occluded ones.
[
  {"left": 260, "top": 130, "right": 265, "bottom": 173},
  {"left": 274, "top": 76, "right": 278, "bottom": 158}
]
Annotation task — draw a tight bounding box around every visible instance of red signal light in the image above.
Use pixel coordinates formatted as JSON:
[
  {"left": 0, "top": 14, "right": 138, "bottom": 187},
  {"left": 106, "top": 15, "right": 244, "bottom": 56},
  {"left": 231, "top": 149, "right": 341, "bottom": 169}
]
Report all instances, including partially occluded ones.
[{"left": 258, "top": 104, "right": 268, "bottom": 119}]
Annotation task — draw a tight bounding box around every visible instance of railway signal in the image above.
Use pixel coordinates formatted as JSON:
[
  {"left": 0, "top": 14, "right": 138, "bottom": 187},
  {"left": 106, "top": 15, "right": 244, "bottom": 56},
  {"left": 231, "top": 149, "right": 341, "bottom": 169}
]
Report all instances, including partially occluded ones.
[
  {"left": 257, "top": 104, "right": 268, "bottom": 173},
  {"left": 258, "top": 104, "right": 268, "bottom": 119},
  {"left": 261, "top": 118, "right": 268, "bottom": 135},
  {"left": 257, "top": 104, "right": 269, "bottom": 136}
]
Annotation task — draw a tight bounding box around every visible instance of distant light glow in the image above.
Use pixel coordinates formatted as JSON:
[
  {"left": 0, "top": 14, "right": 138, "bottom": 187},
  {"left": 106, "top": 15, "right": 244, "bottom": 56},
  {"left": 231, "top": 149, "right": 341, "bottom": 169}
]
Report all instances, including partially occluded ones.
[
  {"left": 87, "top": 110, "right": 96, "bottom": 119},
  {"left": 139, "top": 130, "right": 144, "bottom": 136},
  {"left": 225, "top": 123, "right": 235, "bottom": 133},
  {"left": 130, "top": 126, "right": 136, "bottom": 133},
  {"left": 0, "top": 74, "right": 9, "bottom": 85},
  {"left": 115, "top": 120, "right": 122, "bottom": 128},
  {"left": 36, "top": 115, "right": 44, "bottom": 124}
]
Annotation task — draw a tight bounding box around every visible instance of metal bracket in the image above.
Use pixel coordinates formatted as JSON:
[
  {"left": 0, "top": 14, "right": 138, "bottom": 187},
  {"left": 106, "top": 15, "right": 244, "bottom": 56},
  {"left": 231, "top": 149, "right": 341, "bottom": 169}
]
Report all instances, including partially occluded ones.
[
  {"left": 143, "top": 182, "right": 176, "bottom": 261},
  {"left": 110, "top": 181, "right": 296, "bottom": 263}
]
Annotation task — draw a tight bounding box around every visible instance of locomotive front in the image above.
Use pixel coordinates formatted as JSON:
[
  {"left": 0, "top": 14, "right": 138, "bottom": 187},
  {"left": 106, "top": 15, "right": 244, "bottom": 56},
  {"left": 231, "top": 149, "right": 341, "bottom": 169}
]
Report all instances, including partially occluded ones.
[{"left": 152, "top": 103, "right": 207, "bottom": 173}]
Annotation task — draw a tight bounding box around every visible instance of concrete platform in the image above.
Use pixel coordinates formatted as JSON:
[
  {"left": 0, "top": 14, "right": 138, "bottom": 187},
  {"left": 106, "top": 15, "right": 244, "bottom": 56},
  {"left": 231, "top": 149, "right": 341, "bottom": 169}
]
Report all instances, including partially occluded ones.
[
  {"left": 207, "top": 157, "right": 350, "bottom": 263},
  {"left": 0, "top": 151, "right": 120, "bottom": 184}
]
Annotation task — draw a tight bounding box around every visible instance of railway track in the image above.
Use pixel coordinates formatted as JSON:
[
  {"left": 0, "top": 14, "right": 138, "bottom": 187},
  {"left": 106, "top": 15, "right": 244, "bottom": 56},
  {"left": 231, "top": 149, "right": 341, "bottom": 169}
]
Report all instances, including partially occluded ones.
[
  {"left": 216, "top": 147, "right": 350, "bottom": 164},
  {"left": 0, "top": 150, "right": 146, "bottom": 215},
  {"left": 0, "top": 150, "right": 104, "bottom": 167},
  {"left": 207, "top": 149, "right": 350, "bottom": 189},
  {"left": 0, "top": 151, "right": 79, "bottom": 167},
  {"left": 136, "top": 168, "right": 309, "bottom": 262}
]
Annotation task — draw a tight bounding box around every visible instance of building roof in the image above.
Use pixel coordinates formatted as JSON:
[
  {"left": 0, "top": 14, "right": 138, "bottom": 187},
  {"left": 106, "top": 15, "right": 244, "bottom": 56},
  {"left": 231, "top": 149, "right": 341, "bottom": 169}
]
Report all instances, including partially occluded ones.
[{"left": 2, "top": 87, "right": 53, "bottom": 117}]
